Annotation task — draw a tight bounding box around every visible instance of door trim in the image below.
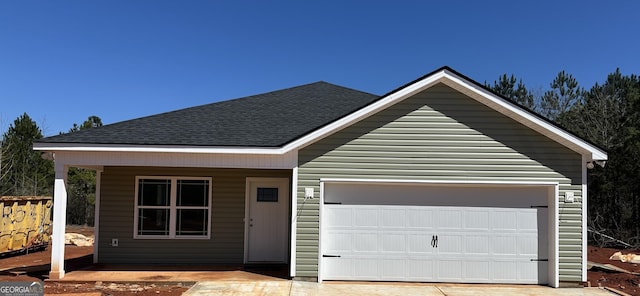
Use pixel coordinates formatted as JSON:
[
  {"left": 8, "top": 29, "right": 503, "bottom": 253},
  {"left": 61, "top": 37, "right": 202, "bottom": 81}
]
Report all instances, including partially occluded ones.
[{"left": 244, "top": 177, "right": 290, "bottom": 264}]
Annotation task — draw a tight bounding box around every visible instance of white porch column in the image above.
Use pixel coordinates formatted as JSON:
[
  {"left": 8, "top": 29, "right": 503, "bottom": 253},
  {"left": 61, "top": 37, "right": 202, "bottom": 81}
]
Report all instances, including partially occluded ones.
[
  {"left": 50, "top": 162, "right": 68, "bottom": 279},
  {"left": 93, "top": 169, "right": 102, "bottom": 263}
]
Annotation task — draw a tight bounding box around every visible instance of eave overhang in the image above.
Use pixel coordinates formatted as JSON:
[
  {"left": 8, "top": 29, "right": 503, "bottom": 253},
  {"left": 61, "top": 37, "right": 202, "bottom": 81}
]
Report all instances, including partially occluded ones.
[
  {"left": 34, "top": 67, "right": 607, "bottom": 163},
  {"left": 33, "top": 143, "right": 285, "bottom": 155}
]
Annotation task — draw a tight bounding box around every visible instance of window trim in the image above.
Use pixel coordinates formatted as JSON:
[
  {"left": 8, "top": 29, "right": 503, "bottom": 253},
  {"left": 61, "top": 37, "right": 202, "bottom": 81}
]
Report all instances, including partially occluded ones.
[{"left": 133, "top": 176, "right": 212, "bottom": 239}]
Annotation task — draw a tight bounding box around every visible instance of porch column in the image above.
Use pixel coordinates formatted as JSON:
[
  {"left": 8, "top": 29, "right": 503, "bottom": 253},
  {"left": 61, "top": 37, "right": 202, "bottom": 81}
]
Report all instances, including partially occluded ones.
[
  {"left": 49, "top": 163, "right": 68, "bottom": 279},
  {"left": 93, "top": 169, "right": 102, "bottom": 263}
]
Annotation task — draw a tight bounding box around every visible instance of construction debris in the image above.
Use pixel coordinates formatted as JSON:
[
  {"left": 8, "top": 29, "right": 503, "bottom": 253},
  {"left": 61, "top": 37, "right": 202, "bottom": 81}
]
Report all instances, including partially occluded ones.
[
  {"left": 65, "top": 233, "right": 94, "bottom": 247},
  {"left": 610, "top": 251, "right": 640, "bottom": 264},
  {"left": 588, "top": 261, "right": 640, "bottom": 275}
]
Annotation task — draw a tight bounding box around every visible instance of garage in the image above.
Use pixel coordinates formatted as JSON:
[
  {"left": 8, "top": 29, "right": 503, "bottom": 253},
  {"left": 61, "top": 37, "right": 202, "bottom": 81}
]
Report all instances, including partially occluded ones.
[{"left": 320, "top": 181, "right": 556, "bottom": 285}]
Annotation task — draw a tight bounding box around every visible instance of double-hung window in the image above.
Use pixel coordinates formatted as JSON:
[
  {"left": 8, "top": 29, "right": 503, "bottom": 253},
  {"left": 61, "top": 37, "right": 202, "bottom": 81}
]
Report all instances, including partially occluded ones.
[{"left": 134, "top": 176, "right": 211, "bottom": 239}]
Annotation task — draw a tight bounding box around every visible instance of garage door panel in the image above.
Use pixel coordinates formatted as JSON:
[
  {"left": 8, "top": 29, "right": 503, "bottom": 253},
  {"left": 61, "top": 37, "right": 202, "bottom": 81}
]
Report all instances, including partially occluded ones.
[
  {"left": 322, "top": 184, "right": 548, "bottom": 284},
  {"left": 354, "top": 233, "right": 378, "bottom": 252},
  {"left": 437, "top": 209, "right": 463, "bottom": 229},
  {"left": 354, "top": 209, "right": 378, "bottom": 227},
  {"left": 408, "top": 233, "right": 436, "bottom": 253},
  {"left": 464, "top": 261, "right": 491, "bottom": 281},
  {"left": 353, "top": 259, "right": 378, "bottom": 278},
  {"left": 325, "top": 207, "right": 352, "bottom": 227},
  {"left": 325, "top": 232, "right": 352, "bottom": 252},
  {"left": 492, "top": 235, "right": 519, "bottom": 255},
  {"left": 492, "top": 260, "right": 519, "bottom": 281},
  {"left": 518, "top": 210, "right": 539, "bottom": 230},
  {"left": 406, "top": 209, "right": 435, "bottom": 229},
  {"left": 465, "top": 210, "right": 490, "bottom": 230},
  {"left": 323, "top": 257, "right": 352, "bottom": 279},
  {"left": 382, "top": 209, "right": 406, "bottom": 228},
  {"left": 381, "top": 259, "right": 407, "bottom": 280},
  {"left": 381, "top": 233, "right": 406, "bottom": 253},
  {"left": 464, "top": 235, "right": 490, "bottom": 255},
  {"left": 406, "top": 259, "right": 436, "bottom": 279},
  {"left": 436, "top": 233, "right": 463, "bottom": 254},
  {"left": 438, "top": 259, "right": 463, "bottom": 281},
  {"left": 518, "top": 236, "right": 539, "bottom": 256},
  {"left": 491, "top": 210, "right": 519, "bottom": 231},
  {"left": 518, "top": 261, "right": 540, "bottom": 282}
]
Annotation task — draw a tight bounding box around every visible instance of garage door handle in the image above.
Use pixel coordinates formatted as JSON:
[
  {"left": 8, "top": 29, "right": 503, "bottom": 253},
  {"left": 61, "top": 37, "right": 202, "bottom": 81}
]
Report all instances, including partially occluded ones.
[
  {"left": 431, "top": 235, "right": 438, "bottom": 248},
  {"left": 323, "top": 254, "right": 341, "bottom": 258},
  {"left": 435, "top": 235, "right": 438, "bottom": 248}
]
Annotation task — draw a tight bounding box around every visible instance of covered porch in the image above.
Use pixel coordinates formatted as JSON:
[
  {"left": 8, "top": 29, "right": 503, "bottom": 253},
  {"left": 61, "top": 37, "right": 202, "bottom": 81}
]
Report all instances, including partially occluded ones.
[{"left": 38, "top": 149, "right": 299, "bottom": 279}]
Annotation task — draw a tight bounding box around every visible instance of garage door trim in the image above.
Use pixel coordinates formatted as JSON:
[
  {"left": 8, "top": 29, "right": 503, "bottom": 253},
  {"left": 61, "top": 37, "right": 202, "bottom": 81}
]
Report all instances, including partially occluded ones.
[{"left": 318, "top": 178, "right": 559, "bottom": 287}]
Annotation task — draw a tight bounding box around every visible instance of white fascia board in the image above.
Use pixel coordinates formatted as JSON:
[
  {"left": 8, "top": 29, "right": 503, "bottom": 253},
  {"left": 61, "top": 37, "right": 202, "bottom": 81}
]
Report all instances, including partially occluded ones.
[
  {"left": 32, "top": 142, "right": 285, "bottom": 155},
  {"left": 281, "top": 71, "right": 448, "bottom": 153},
  {"left": 440, "top": 70, "right": 607, "bottom": 161}
]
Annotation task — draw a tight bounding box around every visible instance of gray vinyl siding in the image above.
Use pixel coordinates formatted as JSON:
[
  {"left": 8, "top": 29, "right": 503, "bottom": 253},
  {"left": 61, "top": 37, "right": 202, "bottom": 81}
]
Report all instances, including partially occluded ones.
[
  {"left": 296, "top": 83, "right": 584, "bottom": 282},
  {"left": 98, "top": 167, "right": 290, "bottom": 264}
]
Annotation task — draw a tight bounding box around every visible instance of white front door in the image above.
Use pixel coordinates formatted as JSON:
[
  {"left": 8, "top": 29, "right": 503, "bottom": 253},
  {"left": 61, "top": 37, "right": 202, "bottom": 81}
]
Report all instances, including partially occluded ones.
[{"left": 246, "top": 178, "right": 289, "bottom": 263}]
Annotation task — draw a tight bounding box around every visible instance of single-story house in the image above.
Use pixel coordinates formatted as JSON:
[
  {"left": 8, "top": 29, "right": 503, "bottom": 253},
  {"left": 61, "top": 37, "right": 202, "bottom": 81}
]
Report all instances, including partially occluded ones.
[{"left": 34, "top": 66, "right": 607, "bottom": 287}]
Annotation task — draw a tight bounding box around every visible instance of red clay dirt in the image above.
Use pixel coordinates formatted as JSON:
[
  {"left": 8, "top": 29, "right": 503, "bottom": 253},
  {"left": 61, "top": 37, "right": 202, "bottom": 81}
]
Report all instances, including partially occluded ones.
[
  {"left": 0, "top": 226, "right": 189, "bottom": 295},
  {"left": 587, "top": 245, "right": 640, "bottom": 295}
]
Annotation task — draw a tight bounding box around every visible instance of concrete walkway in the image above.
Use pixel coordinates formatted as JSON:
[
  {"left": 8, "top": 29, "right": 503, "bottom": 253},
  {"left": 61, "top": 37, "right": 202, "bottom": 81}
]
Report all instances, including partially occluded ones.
[{"left": 183, "top": 281, "right": 614, "bottom": 296}]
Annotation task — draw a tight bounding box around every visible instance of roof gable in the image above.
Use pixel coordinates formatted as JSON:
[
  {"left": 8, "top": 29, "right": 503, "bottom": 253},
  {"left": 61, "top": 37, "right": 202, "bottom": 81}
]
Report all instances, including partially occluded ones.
[
  {"left": 34, "top": 67, "right": 607, "bottom": 162},
  {"left": 282, "top": 67, "right": 607, "bottom": 162}
]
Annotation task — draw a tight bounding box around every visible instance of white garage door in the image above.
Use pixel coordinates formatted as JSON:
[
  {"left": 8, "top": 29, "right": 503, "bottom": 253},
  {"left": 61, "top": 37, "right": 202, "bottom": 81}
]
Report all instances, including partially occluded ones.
[{"left": 321, "top": 183, "right": 549, "bottom": 284}]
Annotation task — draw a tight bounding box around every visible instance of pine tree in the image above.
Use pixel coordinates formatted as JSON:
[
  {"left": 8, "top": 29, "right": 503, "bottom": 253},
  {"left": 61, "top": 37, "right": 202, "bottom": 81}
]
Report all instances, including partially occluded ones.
[
  {"left": 486, "top": 74, "right": 535, "bottom": 109},
  {"left": 540, "top": 71, "right": 583, "bottom": 122},
  {"left": 566, "top": 69, "right": 640, "bottom": 246},
  {"left": 0, "top": 113, "right": 53, "bottom": 196},
  {"left": 66, "top": 116, "right": 103, "bottom": 225}
]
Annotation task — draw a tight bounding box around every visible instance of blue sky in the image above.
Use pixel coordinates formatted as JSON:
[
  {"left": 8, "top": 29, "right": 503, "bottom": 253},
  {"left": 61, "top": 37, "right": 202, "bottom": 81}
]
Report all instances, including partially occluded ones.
[{"left": 1, "top": 1, "right": 638, "bottom": 136}]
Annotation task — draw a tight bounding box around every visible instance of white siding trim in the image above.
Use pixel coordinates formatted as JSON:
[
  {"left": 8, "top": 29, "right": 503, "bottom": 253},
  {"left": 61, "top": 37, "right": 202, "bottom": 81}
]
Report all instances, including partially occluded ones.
[
  {"left": 33, "top": 143, "right": 284, "bottom": 154},
  {"left": 552, "top": 185, "right": 560, "bottom": 288},
  {"left": 320, "top": 178, "right": 559, "bottom": 187},
  {"left": 93, "top": 168, "right": 103, "bottom": 264},
  {"left": 243, "top": 179, "right": 251, "bottom": 264},
  {"left": 317, "top": 181, "right": 325, "bottom": 283},
  {"left": 581, "top": 155, "right": 588, "bottom": 282},
  {"left": 290, "top": 167, "right": 298, "bottom": 277}
]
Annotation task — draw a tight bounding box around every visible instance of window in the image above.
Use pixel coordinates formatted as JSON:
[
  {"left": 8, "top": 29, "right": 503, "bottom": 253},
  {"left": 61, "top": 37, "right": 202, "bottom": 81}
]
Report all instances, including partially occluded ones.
[
  {"left": 257, "top": 187, "right": 279, "bottom": 202},
  {"left": 134, "top": 176, "right": 211, "bottom": 239}
]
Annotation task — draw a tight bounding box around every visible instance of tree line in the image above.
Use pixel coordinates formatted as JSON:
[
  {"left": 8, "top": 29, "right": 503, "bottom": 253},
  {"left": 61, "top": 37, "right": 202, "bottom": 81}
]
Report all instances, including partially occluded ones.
[
  {"left": 1, "top": 70, "right": 639, "bottom": 246},
  {"left": 0, "top": 115, "right": 102, "bottom": 226},
  {"left": 486, "top": 69, "right": 640, "bottom": 247}
]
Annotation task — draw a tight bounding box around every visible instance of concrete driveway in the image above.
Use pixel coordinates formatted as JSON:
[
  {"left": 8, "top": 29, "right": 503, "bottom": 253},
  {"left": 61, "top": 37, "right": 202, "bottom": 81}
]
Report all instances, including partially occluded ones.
[{"left": 183, "top": 281, "right": 614, "bottom": 296}]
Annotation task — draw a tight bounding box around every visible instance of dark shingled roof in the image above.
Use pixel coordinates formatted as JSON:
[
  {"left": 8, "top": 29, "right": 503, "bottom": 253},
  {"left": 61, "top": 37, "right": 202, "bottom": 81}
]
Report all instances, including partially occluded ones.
[{"left": 37, "top": 82, "right": 380, "bottom": 147}]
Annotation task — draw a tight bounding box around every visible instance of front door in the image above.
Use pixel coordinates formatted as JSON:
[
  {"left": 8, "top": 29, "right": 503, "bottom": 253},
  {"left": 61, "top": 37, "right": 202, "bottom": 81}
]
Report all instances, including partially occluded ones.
[{"left": 245, "top": 178, "right": 289, "bottom": 263}]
